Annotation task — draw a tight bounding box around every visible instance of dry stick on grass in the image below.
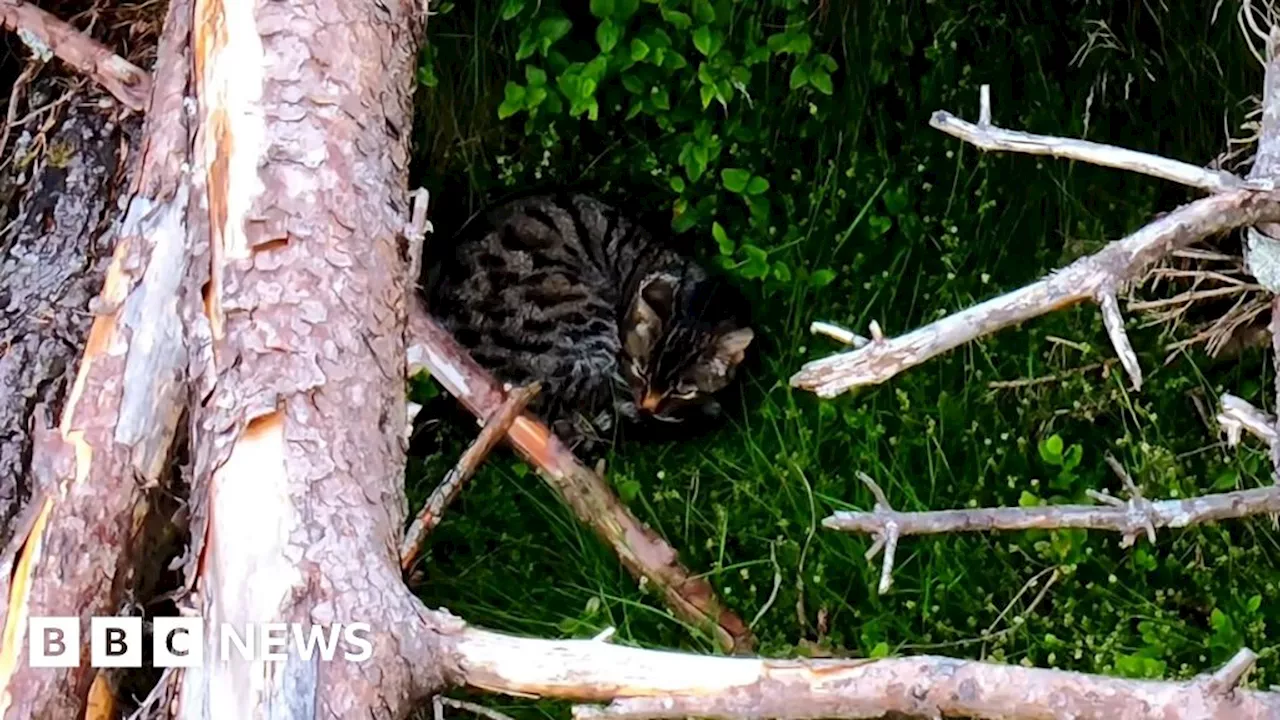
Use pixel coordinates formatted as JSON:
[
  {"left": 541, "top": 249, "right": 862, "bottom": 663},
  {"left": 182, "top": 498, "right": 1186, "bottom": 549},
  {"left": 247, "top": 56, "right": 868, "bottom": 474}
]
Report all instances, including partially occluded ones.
[
  {"left": 826, "top": 470, "right": 1280, "bottom": 593},
  {"left": 790, "top": 85, "right": 1280, "bottom": 398},
  {"left": 1218, "top": 392, "right": 1278, "bottom": 447},
  {"left": 400, "top": 382, "right": 541, "bottom": 571},
  {"left": 449, "top": 628, "right": 1272, "bottom": 719},
  {"left": 1, "top": 0, "right": 151, "bottom": 111},
  {"left": 407, "top": 302, "right": 754, "bottom": 653}
]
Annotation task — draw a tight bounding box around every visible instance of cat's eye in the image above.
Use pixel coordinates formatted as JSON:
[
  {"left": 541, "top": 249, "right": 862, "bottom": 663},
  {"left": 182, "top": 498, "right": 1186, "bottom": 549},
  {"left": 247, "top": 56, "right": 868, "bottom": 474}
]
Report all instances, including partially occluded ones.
[{"left": 672, "top": 383, "right": 698, "bottom": 399}]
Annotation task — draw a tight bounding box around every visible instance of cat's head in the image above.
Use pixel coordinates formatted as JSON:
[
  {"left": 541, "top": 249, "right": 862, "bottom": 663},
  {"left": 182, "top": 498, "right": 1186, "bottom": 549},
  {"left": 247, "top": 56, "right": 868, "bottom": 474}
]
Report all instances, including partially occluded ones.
[{"left": 619, "top": 269, "right": 754, "bottom": 423}]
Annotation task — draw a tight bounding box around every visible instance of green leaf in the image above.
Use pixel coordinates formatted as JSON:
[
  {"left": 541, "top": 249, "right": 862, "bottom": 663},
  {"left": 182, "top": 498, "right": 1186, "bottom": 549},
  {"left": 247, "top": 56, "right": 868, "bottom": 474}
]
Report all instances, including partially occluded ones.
[
  {"left": 650, "top": 87, "right": 670, "bottom": 110},
  {"left": 416, "top": 65, "right": 438, "bottom": 88},
  {"left": 660, "top": 7, "right": 692, "bottom": 29},
  {"left": 692, "top": 0, "right": 716, "bottom": 24},
  {"left": 868, "top": 641, "right": 890, "bottom": 658},
  {"left": 1211, "top": 470, "right": 1238, "bottom": 491},
  {"left": 525, "top": 65, "right": 548, "bottom": 86},
  {"left": 1115, "top": 653, "right": 1166, "bottom": 680},
  {"left": 617, "top": 476, "right": 641, "bottom": 502},
  {"left": 497, "top": 82, "right": 526, "bottom": 119},
  {"left": 745, "top": 176, "right": 769, "bottom": 195},
  {"left": 772, "top": 261, "right": 791, "bottom": 282},
  {"left": 615, "top": 0, "right": 640, "bottom": 19},
  {"left": 1248, "top": 594, "right": 1263, "bottom": 613},
  {"left": 693, "top": 26, "right": 714, "bottom": 57},
  {"left": 621, "top": 72, "right": 646, "bottom": 94},
  {"left": 630, "top": 38, "right": 651, "bottom": 61},
  {"left": 669, "top": 176, "right": 686, "bottom": 193},
  {"left": 712, "top": 221, "right": 733, "bottom": 255},
  {"left": 1039, "top": 434, "right": 1064, "bottom": 464},
  {"left": 721, "top": 168, "right": 751, "bottom": 193},
  {"left": 809, "top": 268, "right": 836, "bottom": 288},
  {"left": 744, "top": 45, "right": 770, "bottom": 66},
  {"left": 590, "top": 0, "right": 614, "bottom": 18},
  {"left": 818, "top": 53, "right": 838, "bottom": 72},
  {"left": 538, "top": 16, "right": 573, "bottom": 54},
  {"left": 596, "top": 19, "right": 622, "bottom": 53},
  {"left": 700, "top": 83, "right": 715, "bottom": 109},
  {"left": 583, "top": 55, "right": 609, "bottom": 83},
  {"left": 516, "top": 28, "right": 537, "bottom": 60},
  {"left": 788, "top": 32, "right": 813, "bottom": 55},
  {"left": 789, "top": 65, "right": 809, "bottom": 89},
  {"left": 500, "top": 0, "right": 526, "bottom": 20},
  {"left": 810, "top": 69, "right": 833, "bottom": 95},
  {"left": 525, "top": 84, "right": 548, "bottom": 109},
  {"left": 1061, "top": 444, "right": 1082, "bottom": 472},
  {"left": 1018, "top": 490, "right": 1041, "bottom": 507},
  {"left": 882, "top": 186, "right": 909, "bottom": 215},
  {"left": 739, "top": 244, "right": 770, "bottom": 279},
  {"left": 868, "top": 214, "right": 891, "bottom": 237}
]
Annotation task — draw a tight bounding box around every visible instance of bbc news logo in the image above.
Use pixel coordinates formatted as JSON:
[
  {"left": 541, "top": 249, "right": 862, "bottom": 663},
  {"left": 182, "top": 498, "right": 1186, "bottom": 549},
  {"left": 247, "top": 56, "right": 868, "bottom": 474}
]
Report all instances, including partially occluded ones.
[{"left": 27, "top": 617, "right": 373, "bottom": 668}]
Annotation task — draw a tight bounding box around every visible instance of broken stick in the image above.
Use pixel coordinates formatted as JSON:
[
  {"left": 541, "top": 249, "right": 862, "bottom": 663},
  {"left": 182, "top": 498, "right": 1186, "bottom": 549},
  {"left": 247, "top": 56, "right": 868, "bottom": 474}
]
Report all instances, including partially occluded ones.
[
  {"left": 1, "top": 0, "right": 152, "bottom": 111},
  {"left": 400, "top": 382, "right": 540, "bottom": 571},
  {"left": 828, "top": 470, "right": 1280, "bottom": 592}
]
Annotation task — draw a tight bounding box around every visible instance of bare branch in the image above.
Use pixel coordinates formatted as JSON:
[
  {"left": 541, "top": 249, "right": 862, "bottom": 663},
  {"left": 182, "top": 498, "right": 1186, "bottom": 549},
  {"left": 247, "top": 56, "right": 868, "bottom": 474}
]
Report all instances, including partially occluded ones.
[
  {"left": 825, "top": 480, "right": 1280, "bottom": 549},
  {"left": 1098, "top": 290, "right": 1142, "bottom": 390},
  {"left": 930, "top": 84, "right": 1246, "bottom": 193},
  {"left": 400, "top": 383, "right": 541, "bottom": 571},
  {"left": 792, "top": 189, "right": 1280, "bottom": 397},
  {"left": 808, "top": 321, "right": 869, "bottom": 348},
  {"left": 1205, "top": 648, "right": 1258, "bottom": 697},
  {"left": 1217, "top": 393, "right": 1276, "bottom": 446},
  {"left": 1, "top": 0, "right": 151, "bottom": 111},
  {"left": 407, "top": 302, "right": 754, "bottom": 653},
  {"left": 448, "top": 627, "right": 1278, "bottom": 719}
]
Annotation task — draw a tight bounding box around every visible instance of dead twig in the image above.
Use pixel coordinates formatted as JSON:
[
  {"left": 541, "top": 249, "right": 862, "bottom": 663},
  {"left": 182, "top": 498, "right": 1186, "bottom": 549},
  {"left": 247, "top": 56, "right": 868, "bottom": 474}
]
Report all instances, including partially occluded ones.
[
  {"left": 792, "top": 85, "right": 1280, "bottom": 398},
  {"left": 400, "top": 383, "right": 540, "bottom": 571},
  {"left": 1, "top": 0, "right": 151, "bottom": 111},
  {"left": 826, "top": 468, "right": 1280, "bottom": 588},
  {"left": 1218, "top": 392, "right": 1277, "bottom": 446},
  {"left": 931, "top": 84, "right": 1248, "bottom": 193}
]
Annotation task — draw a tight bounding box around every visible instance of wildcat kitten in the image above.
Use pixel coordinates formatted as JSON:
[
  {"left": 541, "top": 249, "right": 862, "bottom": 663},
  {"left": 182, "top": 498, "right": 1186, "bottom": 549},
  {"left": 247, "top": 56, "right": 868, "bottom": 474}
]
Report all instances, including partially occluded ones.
[{"left": 426, "top": 193, "right": 754, "bottom": 452}]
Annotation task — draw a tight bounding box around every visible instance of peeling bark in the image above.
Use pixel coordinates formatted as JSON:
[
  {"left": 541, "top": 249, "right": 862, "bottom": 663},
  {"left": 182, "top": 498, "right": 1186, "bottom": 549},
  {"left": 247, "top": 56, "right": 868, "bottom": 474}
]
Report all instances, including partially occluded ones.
[
  {"left": 0, "top": 86, "right": 137, "bottom": 549},
  {"left": 0, "top": 0, "right": 195, "bottom": 711}
]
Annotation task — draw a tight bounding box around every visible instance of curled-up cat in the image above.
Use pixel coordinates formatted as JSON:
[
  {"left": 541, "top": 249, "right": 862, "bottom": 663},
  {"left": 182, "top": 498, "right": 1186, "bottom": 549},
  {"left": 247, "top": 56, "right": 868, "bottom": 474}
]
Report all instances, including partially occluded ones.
[{"left": 426, "top": 192, "right": 754, "bottom": 454}]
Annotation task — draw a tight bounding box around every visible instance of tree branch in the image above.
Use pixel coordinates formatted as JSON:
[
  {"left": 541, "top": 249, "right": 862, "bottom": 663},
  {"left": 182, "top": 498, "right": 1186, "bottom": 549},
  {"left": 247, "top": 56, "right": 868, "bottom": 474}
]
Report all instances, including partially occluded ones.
[
  {"left": 930, "top": 84, "right": 1247, "bottom": 193},
  {"left": 407, "top": 302, "right": 754, "bottom": 653},
  {"left": 1, "top": 0, "right": 151, "bottom": 111},
  {"left": 400, "top": 382, "right": 541, "bottom": 571},
  {"left": 447, "top": 626, "right": 1275, "bottom": 719},
  {"left": 824, "top": 468, "right": 1280, "bottom": 591},
  {"left": 1218, "top": 392, "right": 1277, "bottom": 446}
]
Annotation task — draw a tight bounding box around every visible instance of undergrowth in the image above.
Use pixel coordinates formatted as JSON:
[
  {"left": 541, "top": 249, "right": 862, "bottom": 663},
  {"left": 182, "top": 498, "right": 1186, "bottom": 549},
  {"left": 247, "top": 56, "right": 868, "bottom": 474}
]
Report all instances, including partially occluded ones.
[{"left": 406, "top": 1, "right": 1280, "bottom": 716}]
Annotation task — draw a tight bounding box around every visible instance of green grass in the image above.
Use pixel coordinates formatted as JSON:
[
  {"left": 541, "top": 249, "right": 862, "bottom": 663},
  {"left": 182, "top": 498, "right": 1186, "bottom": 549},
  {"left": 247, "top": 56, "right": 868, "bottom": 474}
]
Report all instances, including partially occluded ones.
[{"left": 407, "top": 1, "right": 1280, "bottom": 715}]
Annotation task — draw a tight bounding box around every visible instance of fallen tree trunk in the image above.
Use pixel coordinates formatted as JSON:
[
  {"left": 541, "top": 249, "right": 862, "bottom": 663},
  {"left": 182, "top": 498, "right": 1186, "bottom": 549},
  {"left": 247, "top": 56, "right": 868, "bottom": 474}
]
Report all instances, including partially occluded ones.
[{"left": 0, "top": 0, "right": 194, "bottom": 710}]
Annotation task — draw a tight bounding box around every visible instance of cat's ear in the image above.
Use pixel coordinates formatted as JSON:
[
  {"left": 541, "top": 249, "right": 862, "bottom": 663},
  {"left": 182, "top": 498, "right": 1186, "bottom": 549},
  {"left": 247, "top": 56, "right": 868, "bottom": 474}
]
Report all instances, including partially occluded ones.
[
  {"left": 712, "top": 327, "right": 754, "bottom": 367},
  {"left": 626, "top": 273, "right": 677, "bottom": 359}
]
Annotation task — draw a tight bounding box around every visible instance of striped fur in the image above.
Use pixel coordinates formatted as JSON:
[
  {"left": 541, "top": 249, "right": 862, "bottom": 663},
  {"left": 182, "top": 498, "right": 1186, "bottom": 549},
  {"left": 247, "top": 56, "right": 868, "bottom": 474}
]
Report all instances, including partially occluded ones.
[{"left": 427, "top": 193, "right": 754, "bottom": 451}]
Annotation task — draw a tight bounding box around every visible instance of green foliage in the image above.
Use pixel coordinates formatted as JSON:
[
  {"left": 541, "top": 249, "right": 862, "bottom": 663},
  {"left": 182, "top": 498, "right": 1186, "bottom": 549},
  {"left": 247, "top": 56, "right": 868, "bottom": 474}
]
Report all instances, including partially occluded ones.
[{"left": 409, "top": 0, "right": 1280, "bottom": 713}]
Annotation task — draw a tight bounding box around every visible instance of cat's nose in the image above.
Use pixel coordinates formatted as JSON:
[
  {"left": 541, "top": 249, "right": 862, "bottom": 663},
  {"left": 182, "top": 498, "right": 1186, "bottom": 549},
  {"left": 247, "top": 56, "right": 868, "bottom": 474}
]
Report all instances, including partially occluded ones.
[{"left": 638, "top": 390, "right": 663, "bottom": 413}]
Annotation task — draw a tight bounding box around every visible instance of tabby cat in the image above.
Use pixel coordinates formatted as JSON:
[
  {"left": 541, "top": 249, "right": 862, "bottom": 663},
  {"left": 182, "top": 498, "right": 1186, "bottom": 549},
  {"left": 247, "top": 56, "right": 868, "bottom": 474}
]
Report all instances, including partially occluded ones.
[{"left": 426, "top": 193, "right": 754, "bottom": 452}]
